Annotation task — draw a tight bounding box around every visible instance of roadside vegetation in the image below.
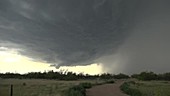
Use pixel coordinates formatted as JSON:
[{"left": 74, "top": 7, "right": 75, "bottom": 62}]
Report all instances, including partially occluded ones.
[
  {"left": 63, "top": 82, "right": 92, "bottom": 96},
  {"left": 120, "top": 81, "right": 142, "bottom": 96},
  {"left": 121, "top": 80, "right": 170, "bottom": 96},
  {"left": 120, "top": 71, "right": 170, "bottom": 96},
  {"left": 134, "top": 81, "right": 170, "bottom": 96}
]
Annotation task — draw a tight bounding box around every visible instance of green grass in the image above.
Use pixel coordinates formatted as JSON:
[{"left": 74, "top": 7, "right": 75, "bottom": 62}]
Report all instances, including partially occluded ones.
[
  {"left": 0, "top": 79, "right": 97, "bottom": 96},
  {"left": 129, "top": 81, "right": 170, "bottom": 96}
]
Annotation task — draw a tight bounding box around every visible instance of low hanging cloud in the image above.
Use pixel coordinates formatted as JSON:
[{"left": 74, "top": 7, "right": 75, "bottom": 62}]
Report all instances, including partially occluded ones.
[{"left": 0, "top": 0, "right": 170, "bottom": 74}]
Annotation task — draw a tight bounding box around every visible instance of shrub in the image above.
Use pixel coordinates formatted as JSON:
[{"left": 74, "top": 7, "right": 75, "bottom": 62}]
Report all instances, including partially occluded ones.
[
  {"left": 65, "top": 85, "right": 85, "bottom": 96},
  {"left": 64, "top": 82, "right": 92, "bottom": 96},
  {"left": 120, "top": 82, "right": 142, "bottom": 96},
  {"left": 79, "top": 82, "right": 92, "bottom": 89}
]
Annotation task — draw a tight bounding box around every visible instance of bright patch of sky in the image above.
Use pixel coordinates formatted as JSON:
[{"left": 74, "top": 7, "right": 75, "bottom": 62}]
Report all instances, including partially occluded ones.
[{"left": 0, "top": 47, "right": 102, "bottom": 75}]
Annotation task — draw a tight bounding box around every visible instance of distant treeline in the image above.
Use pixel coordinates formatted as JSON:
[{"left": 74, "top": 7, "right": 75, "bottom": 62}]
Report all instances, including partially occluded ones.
[
  {"left": 0, "top": 70, "right": 129, "bottom": 80},
  {"left": 132, "top": 71, "right": 170, "bottom": 81},
  {"left": 1, "top": 71, "right": 170, "bottom": 81}
]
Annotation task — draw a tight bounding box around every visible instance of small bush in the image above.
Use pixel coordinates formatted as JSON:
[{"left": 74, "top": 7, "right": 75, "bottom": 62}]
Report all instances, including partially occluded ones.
[
  {"left": 79, "top": 82, "right": 92, "bottom": 89},
  {"left": 120, "top": 82, "right": 142, "bottom": 96},
  {"left": 64, "top": 82, "right": 92, "bottom": 96},
  {"left": 65, "top": 85, "right": 85, "bottom": 96}
]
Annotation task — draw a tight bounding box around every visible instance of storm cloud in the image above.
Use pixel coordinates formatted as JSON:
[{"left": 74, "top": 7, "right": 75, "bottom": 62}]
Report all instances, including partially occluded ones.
[
  {"left": 98, "top": 1, "right": 170, "bottom": 74},
  {"left": 0, "top": 0, "right": 170, "bottom": 74}
]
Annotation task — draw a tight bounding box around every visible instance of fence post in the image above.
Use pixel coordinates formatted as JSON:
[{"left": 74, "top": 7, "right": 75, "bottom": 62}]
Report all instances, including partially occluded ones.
[{"left": 10, "top": 84, "right": 13, "bottom": 96}]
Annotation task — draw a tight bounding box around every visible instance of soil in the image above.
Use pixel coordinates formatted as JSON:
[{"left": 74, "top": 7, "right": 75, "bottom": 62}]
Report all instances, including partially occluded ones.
[{"left": 86, "top": 80, "right": 129, "bottom": 96}]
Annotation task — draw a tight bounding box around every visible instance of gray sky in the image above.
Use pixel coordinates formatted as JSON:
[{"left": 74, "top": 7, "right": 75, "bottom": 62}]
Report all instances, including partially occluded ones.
[{"left": 0, "top": 0, "right": 170, "bottom": 74}]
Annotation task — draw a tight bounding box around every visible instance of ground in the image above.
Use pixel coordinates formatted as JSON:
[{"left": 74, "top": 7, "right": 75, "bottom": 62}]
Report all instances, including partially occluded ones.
[{"left": 86, "top": 80, "right": 128, "bottom": 96}]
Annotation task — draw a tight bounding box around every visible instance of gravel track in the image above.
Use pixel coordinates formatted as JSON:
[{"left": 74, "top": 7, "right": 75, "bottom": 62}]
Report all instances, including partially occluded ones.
[{"left": 86, "top": 80, "right": 128, "bottom": 96}]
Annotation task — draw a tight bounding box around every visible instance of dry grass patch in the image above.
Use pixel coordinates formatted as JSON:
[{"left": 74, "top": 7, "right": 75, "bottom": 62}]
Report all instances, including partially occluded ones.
[{"left": 0, "top": 79, "right": 97, "bottom": 96}]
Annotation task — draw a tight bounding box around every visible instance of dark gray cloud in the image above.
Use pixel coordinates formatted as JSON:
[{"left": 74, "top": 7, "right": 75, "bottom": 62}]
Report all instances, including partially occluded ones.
[
  {"left": 1, "top": 0, "right": 170, "bottom": 74},
  {"left": 0, "top": 0, "right": 138, "bottom": 66},
  {"left": 98, "top": 1, "right": 170, "bottom": 74}
]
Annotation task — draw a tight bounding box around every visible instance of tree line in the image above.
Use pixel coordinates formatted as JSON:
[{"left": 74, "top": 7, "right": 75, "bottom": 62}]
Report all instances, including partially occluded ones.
[
  {"left": 1, "top": 71, "right": 170, "bottom": 81},
  {"left": 131, "top": 71, "right": 170, "bottom": 81},
  {"left": 0, "top": 70, "right": 129, "bottom": 80}
]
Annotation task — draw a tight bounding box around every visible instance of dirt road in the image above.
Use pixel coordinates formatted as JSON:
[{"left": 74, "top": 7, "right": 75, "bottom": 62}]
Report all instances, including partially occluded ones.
[{"left": 86, "top": 80, "right": 128, "bottom": 96}]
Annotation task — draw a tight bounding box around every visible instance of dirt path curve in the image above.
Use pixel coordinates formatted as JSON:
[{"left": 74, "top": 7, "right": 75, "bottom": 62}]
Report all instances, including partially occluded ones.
[{"left": 86, "top": 80, "right": 129, "bottom": 96}]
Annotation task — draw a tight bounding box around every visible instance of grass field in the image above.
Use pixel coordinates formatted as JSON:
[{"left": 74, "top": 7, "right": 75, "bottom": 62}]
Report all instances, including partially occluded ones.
[
  {"left": 130, "top": 80, "right": 170, "bottom": 96},
  {"left": 0, "top": 79, "right": 97, "bottom": 96}
]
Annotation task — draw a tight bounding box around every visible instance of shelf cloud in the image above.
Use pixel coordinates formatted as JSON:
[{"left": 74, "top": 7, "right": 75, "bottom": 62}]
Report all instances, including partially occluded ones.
[{"left": 0, "top": 0, "right": 170, "bottom": 74}]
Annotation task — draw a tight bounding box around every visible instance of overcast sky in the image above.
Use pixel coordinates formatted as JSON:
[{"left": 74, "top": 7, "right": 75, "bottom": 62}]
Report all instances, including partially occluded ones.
[{"left": 0, "top": 0, "right": 170, "bottom": 74}]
